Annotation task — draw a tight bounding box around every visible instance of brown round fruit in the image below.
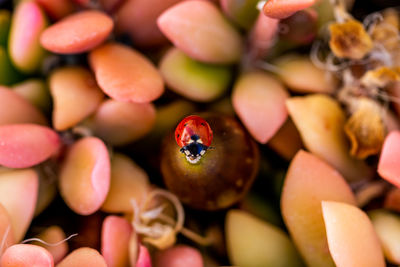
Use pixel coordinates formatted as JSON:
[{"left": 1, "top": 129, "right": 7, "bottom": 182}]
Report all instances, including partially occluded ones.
[{"left": 161, "top": 113, "right": 259, "bottom": 210}]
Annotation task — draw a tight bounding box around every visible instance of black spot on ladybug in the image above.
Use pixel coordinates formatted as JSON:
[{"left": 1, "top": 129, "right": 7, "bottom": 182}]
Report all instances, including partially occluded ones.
[
  {"left": 184, "top": 123, "right": 188, "bottom": 126},
  {"left": 201, "top": 123, "right": 206, "bottom": 126}
]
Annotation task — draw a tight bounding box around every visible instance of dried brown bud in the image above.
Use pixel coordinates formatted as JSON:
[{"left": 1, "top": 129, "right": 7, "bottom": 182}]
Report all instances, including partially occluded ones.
[
  {"left": 344, "top": 97, "right": 385, "bottom": 159},
  {"left": 329, "top": 19, "right": 373, "bottom": 60},
  {"left": 370, "top": 9, "right": 399, "bottom": 51},
  {"left": 361, "top": 66, "right": 400, "bottom": 88}
]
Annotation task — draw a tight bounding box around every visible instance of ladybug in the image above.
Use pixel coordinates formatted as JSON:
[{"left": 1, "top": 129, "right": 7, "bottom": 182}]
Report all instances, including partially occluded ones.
[{"left": 175, "top": 115, "right": 213, "bottom": 164}]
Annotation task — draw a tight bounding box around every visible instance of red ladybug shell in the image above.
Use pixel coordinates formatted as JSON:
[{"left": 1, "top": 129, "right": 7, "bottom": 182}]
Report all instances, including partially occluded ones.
[{"left": 175, "top": 115, "right": 213, "bottom": 148}]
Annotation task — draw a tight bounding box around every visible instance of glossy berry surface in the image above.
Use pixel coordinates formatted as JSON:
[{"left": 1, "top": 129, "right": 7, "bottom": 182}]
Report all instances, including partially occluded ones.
[{"left": 162, "top": 113, "right": 259, "bottom": 210}]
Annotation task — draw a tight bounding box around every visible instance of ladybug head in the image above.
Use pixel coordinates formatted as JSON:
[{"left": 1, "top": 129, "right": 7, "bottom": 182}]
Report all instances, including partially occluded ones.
[{"left": 180, "top": 138, "right": 208, "bottom": 164}]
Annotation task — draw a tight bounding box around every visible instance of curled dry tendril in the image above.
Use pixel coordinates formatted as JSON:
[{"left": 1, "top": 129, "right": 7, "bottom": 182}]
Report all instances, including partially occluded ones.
[
  {"left": 0, "top": 227, "right": 78, "bottom": 257},
  {"left": 130, "top": 189, "right": 212, "bottom": 250},
  {"left": 21, "top": 233, "right": 78, "bottom": 246}
]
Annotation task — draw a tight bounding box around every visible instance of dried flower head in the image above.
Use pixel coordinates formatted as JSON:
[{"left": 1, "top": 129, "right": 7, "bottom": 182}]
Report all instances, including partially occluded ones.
[
  {"left": 130, "top": 189, "right": 212, "bottom": 250},
  {"left": 361, "top": 66, "right": 400, "bottom": 88},
  {"left": 344, "top": 97, "right": 386, "bottom": 159},
  {"left": 329, "top": 19, "right": 373, "bottom": 60}
]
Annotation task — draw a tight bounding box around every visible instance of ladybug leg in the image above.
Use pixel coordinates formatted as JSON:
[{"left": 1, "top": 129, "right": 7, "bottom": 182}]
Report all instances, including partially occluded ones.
[{"left": 180, "top": 146, "right": 192, "bottom": 156}]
